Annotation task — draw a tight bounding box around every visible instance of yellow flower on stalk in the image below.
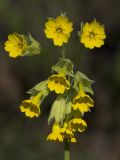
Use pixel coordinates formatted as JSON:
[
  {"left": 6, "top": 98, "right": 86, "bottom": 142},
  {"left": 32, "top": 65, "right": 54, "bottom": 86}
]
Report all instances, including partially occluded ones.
[
  {"left": 69, "top": 118, "right": 87, "bottom": 132},
  {"left": 20, "top": 93, "right": 42, "bottom": 118},
  {"left": 80, "top": 20, "right": 106, "bottom": 49},
  {"left": 47, "top": 123, "right": 63, "bottom": 142},
  {"left": 4, "top": 32, "right": 28, "bottom": 58},
  {"left": 48, "top": 73, "right": 70, "bottom": 94},
  {"left": 44, "top": 14, "right": 73, "bottom": 46},
  {"left": 72, "top": 90, "right": 94, "bottom": 114}
]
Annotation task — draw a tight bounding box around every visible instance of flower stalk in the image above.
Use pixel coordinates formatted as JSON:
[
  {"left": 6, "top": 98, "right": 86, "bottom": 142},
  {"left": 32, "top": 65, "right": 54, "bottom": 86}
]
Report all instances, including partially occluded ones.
[{"left": 64, "top": 139, "right": 70, "bottom": 160}]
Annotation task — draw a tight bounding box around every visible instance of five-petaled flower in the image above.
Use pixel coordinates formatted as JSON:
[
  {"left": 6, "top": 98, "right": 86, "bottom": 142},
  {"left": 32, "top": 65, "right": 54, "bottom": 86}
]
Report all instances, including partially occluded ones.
[
  {"left": 4, "top": 32, "right": 28, "bottom": 58},
  {"left": 44, "top": 14, "right": 73, "bottom": 46},
  {"left": 79, "top": 20, "right": 106, "bottom": 49},
  {"left": 20, "top": 93, "right": 42, "bottom": 118},
  {"left": 48, "top": 73, "right": 70, "bottom": 94}
]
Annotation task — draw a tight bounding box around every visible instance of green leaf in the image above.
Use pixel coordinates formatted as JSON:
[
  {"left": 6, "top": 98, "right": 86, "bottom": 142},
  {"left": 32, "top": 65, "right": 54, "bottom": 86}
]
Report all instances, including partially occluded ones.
[
  {"left": 73, "top": 71, "right": 94, "bottom": 94},
  {"left": 48, "top": 95, "right": 66, "bottom": 124},
  {"left": 29, "top": 34, "right": 40, "bottom": 48},
  {"left": 64, "top": 88, "right": 76, "bottom": 115},
  {"left": 65, "top": 101, "right": 71, "bottom": 115},
  {"left": 27, "top": 80, "right": 49, "bottom": 99},
  {"left": 63, "top": 88, "right": 77, "bottom": 121},
  {"left": 52, "top": 58, "right": 74, "bottom": 76},
  {"left": 23, "top": 33, "right": 41, "bottom": 56}
]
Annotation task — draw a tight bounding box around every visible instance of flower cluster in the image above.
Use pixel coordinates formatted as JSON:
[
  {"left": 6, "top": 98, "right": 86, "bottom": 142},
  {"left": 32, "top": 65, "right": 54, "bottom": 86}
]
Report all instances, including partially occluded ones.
[
  {"left": 4, "top": 13, "right": 106, "bottom": 59},
  {"left": 46, "top": 74, "right": 93, "bottom": 143},
  {"left": 18, "top": 56, "right": 94, "bottom": 143},
  {"left": 3, "top": 13, "right": 106, "bottom": 144},
  {"left": 47, "top": 118, "right": 87, "bottom": 143},
  {"left": 44, "top": 13, "right": 106, "bottom": 48}
]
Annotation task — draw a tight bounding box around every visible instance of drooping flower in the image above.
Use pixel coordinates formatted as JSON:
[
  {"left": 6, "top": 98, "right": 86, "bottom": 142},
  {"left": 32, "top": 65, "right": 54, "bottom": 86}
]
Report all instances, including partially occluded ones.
[
  {"left": 69, "top": 118, "right": 87, "bottom": 132},
  {"left": 60, "top": 122, "right": 77, "bottom": 143},
  {"left": 44, "top": 14, "right": 73, "bottom": 46},
  {"left": 72, "top": 90, "right": 94, "bottom": 114},
  {"left": 4, "top": 32, "right": 28, "bottom": 58},
  {"left": 79, "top": 20, "right": 106, "bottom": 49},
  {"left": 48, "top": 73, "right": 70, "bottom": 94},
  {"left": 47, "top": 123, "right": 63, "bottom": 142},
  {"left": 20, "top": 93, "right": 42, "bottom": 118}
]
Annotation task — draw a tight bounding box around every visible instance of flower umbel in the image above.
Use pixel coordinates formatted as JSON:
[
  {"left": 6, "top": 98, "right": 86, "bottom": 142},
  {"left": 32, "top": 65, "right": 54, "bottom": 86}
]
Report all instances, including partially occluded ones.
[
  {"left": 48, "top": 73, "right": 70, "bottom": 94},
  {"left": 80, "top": 20, "right": 106, "bottom": 49},
  {"left": 44, "top": 14, "right": 73, "bottom": 46},
  {"left": 4, "top": 12, "right": 100, "bottom": 160},
  {"left": 72, "top": 90, "right": 94, "bottom": 114},
  {"left": 20, "top": 93, "right": 42, "bottom": 118},
  {"left": 47, "top": 123, "right": 63, "bottom": 142},
  {"left": 4, "top": 33, "right": 28, "bottom": 58}
]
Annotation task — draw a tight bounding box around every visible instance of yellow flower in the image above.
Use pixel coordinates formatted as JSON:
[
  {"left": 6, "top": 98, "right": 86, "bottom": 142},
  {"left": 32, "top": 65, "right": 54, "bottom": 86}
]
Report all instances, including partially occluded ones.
[
  {"left": 47, "top": 123, "right": 63, "bottom": 142},
  {"left": 44, "top": 14, "right": 73, "bottom": 46},
  {"left": 48, "top": 74, "right": 70, "bottom": 94},
  {"left": 72, "top": 90, "right": 94, "bottom": 114},
  {"left": 80, "top": 20, "right": 106, "bottom": 49},
  {"left": 60, "top": 123, "right": 73, "bottom": 135},
  {"left": 4, "top": 32, "right": 28, "bottom": 58},
  {"left": 60, "top": 123, "right": 77, "bottom": 143},
  {"left": 69, "top": 118, "right": 87, "bottom": 132},
  {"left": 20, "top": 93, "right": 41, "bottom": 118}
]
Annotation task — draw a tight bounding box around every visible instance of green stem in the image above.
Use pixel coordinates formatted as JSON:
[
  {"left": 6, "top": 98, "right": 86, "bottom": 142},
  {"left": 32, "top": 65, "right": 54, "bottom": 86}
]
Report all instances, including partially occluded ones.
[
  {"left": 62, "top": 45, "right": 65, "bottom": 58},
  {"left": 64, "top": 139, "right": 70, "bottom": 160}
]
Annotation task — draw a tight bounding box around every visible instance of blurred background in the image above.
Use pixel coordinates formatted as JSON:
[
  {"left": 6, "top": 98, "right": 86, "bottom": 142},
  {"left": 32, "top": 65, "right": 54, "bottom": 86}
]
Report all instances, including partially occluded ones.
[{"left": 0, "top": 0, "right": 120, "bottom": 160}]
